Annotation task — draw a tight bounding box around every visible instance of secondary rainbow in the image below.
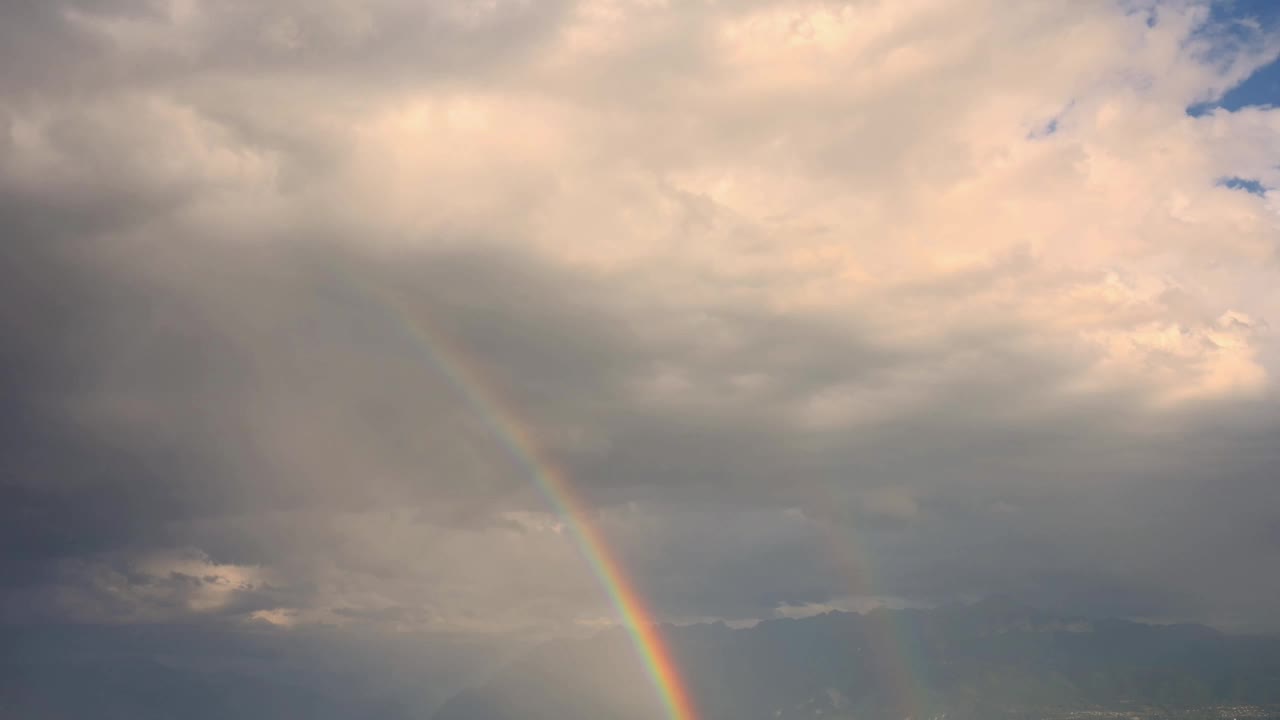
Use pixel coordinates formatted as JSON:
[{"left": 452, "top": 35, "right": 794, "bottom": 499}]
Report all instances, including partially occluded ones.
[
  {"left": 346, "top": 275, "right": 698, "bottom": 720},
  {"left": 817, "top": 520, "right": 932, "bottom": 718}
]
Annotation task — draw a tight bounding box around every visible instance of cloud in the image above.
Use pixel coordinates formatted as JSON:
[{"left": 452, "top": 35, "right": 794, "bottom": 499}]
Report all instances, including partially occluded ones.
[{"left": 2, "top": 0, "right": 1280, "bottom": 653}]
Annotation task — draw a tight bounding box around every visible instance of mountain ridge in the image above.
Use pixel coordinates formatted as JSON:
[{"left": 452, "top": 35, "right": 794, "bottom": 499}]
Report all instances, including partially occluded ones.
[{"left": 434, "top": 601, "right": 1280, "bottom": 720}]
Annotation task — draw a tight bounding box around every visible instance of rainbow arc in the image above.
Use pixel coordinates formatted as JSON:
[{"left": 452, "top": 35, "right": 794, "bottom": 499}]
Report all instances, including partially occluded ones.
[{"left": 350, "top": 276, "right": 698, "bottom": 720}]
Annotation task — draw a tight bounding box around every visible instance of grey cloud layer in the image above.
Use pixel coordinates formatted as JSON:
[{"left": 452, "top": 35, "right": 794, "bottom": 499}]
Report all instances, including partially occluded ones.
[{"left": 3, "top": 0, "right": 1280, "bottom": 639}]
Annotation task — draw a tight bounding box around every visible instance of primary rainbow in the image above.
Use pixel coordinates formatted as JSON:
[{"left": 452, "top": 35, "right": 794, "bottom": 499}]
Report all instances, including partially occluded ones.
[{"left": 347, "top": 274, "right": 698, "bottom": 720}]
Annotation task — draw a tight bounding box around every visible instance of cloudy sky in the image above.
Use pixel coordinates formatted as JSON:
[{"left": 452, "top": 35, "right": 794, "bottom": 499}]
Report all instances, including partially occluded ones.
[{"left": 3, "top": 0, "right": 1280, "bottom": 694}]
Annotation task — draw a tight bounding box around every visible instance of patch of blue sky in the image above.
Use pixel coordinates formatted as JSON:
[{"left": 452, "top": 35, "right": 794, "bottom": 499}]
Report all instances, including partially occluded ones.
[
  {"left": 1216, "top": 177, "right": 1268, "bottom": 195},
  {"left": 1027, "top": 102, "right": 1075, "bottom": 140},
  {"left": 1185, "top": 0, "right": 1280, "bottom": 115},
  {"left": 1116, "top": 0, "right": 1159, "bottom": 27}
]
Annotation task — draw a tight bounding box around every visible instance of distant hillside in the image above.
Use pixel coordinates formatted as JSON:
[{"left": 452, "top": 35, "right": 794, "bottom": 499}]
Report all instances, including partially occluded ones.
[
  {"left": 0, "top": 623, "right": 502, "bottom": 720},
  {"left": 434, "top": 599, "right": 1280, "bottom": 720}
]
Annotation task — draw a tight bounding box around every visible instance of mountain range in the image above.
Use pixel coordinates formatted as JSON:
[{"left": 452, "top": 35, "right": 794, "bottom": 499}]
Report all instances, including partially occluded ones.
[{"left": 435, "top": 599, "right": 1280, "bottom": 720}]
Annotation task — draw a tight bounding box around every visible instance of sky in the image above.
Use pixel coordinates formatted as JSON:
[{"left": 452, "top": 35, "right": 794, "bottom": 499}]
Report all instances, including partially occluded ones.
[{"left": 2, "top": 0, "right": 1280, "bottom": 694}]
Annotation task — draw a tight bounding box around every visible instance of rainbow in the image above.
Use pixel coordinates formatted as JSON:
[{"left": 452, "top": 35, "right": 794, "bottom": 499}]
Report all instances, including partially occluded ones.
[
  {"left": 816, "top": 521, "right": 932, "bottom": 719},
  {"left": 343, "top": 272, "right": 698, "bottom": 720}
]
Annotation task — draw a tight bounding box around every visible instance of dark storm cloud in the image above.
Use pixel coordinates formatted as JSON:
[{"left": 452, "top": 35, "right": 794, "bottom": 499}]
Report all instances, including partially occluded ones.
[
  {"left": 5, "top": 218, "right": 1280, "bottom": 629},
  {"left": 1, "top": 239, "right": 617, "bottom": 536}
]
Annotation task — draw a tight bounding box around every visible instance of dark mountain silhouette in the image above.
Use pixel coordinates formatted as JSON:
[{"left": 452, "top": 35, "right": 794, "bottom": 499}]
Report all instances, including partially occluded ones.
[
  {"left": 0, "top": 623, "right": 501, "bottom": 720},
  {"left": 434, "top": 600, "right": 1280, "bottom": 720}
]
